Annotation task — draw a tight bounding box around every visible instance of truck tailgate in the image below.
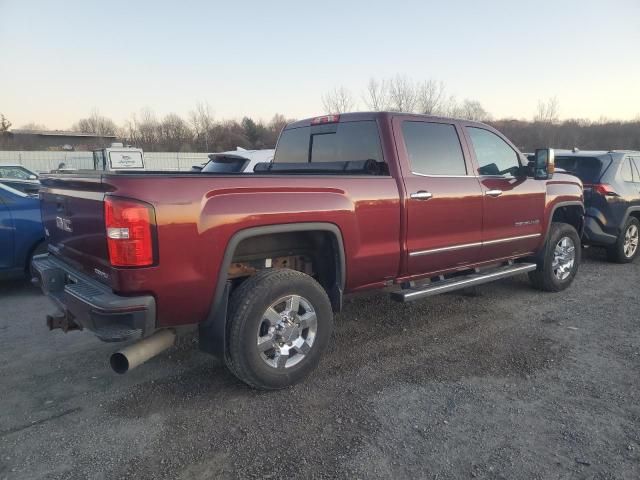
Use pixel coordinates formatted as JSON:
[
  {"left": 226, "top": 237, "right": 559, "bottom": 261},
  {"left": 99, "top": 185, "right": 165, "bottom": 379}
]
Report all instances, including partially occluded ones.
[{"left": 40, "top": 175, "right": 112, "bottom": 283}]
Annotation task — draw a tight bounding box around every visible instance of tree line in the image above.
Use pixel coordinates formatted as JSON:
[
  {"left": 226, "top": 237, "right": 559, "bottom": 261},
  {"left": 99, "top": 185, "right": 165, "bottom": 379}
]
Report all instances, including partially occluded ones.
[
  {"left": 0, "top": 105, "right": 290, "bottom": 152},
  {"left": 1, "top": 84, "right": 639, "bottom": 152}
]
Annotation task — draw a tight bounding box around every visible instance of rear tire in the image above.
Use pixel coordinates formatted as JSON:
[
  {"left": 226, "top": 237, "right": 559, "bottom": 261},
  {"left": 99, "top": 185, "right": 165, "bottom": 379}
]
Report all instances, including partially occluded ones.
[
  {"left": 226, "top": 268, "right": 333, "bottom": 390},
  {"left": 529, "top": 223, "right": 581, "bottom": 292},
  {"left": 606, "top": 217, "right": 639, "bottom": 263}
]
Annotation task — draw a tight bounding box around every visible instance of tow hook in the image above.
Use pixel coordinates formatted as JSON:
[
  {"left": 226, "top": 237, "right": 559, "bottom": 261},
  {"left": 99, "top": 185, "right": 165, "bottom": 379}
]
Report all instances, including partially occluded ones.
[{"left": 46, "top": 311, "right": 82, "bottom": 333}]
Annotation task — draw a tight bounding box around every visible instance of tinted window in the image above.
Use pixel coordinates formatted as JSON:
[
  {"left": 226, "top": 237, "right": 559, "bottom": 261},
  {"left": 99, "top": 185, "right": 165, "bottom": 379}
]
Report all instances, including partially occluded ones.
[
  {"left": 621, "top": 158, "right": 634, "bottom": 182},
  {"left": 630, "top": 158, "right": 640, "bottom": 183},
  {"left": 401, "top": 122, "right": 466, "bottom": 175},
  {"left": 555, "top": 156, "right": 607, "bottom": 184},
  {"left": 467, "top": 127, "right": 520, "bottom": 177},
  {"left": 202, "top": 157, "right": 249, "bottom": 173},
  {"left": 275, "top": 121, "right": 383, "bottom": 165}
]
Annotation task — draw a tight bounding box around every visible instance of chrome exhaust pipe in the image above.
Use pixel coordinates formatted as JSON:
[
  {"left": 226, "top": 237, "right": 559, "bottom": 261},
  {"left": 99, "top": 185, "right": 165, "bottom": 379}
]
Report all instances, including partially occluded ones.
[{"left": 110, "top": 329, "right": 176, "bottom": 374}]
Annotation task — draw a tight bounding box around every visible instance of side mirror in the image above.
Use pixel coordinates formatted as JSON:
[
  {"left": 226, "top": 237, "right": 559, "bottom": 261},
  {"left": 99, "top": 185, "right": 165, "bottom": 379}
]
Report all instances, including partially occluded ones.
[
  {"left": 532, "top": 148, "right": 555, "bottom": 180},
  {"left": 28, "top": 174, "right": 37, "bottom": 180}
]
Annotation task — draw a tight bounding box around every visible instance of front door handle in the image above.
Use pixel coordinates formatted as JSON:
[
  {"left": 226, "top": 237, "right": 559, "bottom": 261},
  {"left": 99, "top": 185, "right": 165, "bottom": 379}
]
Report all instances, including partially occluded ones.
[
  {"left": 410, "top": 191, "right": 433, "bottom": 200},
  {"left": 485, "top": 189, "right": 503, "bottom": 197}
]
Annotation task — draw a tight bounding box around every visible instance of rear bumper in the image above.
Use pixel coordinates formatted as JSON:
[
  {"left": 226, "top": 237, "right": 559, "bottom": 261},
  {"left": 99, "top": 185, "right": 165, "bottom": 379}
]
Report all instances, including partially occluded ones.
[
  {"left": 583, "top": 215, "right": 617, "bottom": 246},
  {"left": 32, "top": 254, "right": 156, "bottom": 342}
]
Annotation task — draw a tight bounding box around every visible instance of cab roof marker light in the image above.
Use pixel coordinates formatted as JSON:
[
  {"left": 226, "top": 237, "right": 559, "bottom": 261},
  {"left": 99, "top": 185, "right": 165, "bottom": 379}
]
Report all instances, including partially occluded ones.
[{"left": 311, "top": 115, "right": 340, "bottom": 125}]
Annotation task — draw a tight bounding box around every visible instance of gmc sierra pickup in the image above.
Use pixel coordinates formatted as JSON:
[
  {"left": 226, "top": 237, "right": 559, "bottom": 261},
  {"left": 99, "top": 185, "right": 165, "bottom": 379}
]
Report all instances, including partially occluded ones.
[{"left": 33, "top": 112, "right": 584, "bottom": 389}]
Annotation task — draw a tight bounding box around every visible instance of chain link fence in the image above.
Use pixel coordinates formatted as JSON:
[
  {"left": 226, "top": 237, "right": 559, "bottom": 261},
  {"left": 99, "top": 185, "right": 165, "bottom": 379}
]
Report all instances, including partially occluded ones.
[{"left": 0, "top": 151, "right": 211, "bottom": 173}]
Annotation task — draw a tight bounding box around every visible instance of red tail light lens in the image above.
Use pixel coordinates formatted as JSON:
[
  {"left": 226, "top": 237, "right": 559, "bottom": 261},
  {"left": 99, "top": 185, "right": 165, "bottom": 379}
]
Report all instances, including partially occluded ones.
[
  {"left": 104, "top": 197, "right": 155, "bottom": 267},
  {"left": 587, "top": 183, "right": 618, "bottom": 197}
]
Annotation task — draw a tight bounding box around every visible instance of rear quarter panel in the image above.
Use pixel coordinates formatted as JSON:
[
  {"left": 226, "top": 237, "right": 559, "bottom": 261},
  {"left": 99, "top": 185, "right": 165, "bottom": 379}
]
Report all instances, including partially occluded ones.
[{"left": 106, "top": 174, "right": 401, "bottom": 327}]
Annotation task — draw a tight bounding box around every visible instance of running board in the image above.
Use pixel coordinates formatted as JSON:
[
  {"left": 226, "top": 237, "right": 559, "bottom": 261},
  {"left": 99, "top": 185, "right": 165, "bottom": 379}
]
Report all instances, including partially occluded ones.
[{"left": 391, "top": 263, "right": 537, "bottom": 303}]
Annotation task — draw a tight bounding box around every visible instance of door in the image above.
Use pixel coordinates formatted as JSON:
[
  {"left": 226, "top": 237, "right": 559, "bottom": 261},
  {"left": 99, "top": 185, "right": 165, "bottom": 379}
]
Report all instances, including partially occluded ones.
[
  {"left": 463, "top": 126, "right": 545, "bottom": 261},
  {"left": 0, "top": 190, "right": 15, "bottom": 269},
  {"left": 394, "top": 118, "right": 484, "bottom": 276}
]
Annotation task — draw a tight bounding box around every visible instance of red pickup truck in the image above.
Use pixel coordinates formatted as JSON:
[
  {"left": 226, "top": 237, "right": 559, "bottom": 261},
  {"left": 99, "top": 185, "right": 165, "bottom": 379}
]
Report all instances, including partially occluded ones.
[{"left": 33, "top": 112, "right": 584, "bottom": 389}]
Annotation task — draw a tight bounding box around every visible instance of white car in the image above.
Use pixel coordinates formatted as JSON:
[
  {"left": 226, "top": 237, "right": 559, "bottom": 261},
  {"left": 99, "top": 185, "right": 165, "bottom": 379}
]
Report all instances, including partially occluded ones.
[
  {"left": 195, "top": 148, "right": 275, "bottom": 173},
  {"left": 0, "top": 163, "right": 39, "bottom": 180}
]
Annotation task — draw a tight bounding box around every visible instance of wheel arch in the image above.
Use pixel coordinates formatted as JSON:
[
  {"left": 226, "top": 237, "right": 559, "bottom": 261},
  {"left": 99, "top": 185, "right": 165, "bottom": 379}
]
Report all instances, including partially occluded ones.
[
  {"left": 199, "top": 222, "right": 346, "bottom": 358},
  {"left": 547, "top": 202, "right": 585, "bottom": 241},
  {"left": 621, "top": 207, "right": 640, "bottom": 230}
]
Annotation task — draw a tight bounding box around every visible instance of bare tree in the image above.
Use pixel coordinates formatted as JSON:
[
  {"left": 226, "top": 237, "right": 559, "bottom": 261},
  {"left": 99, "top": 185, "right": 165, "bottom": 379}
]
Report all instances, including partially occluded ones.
[
  {"left": 158, "top": 113, "right": 192, "bottom": 151},
  {"left": 0, "top": 114, "right": 11, "bottom": 133},
  {"left": 189, "top": 102, "right": 215, "bottom": 151},
  {"left": 387, "top": 75, "right": 418, "bottom": 112},
  {"left": 362, "top": 78, "right": 389, "bottom": 111},
  {"left": 459, "top": 99, "right": 491, "bottom": 121},
  {"left": 417, "top": 79, "right": 446, "bottom": 114},
  {"left": 73, "top": 108, "right": 117, "bottom": 136},
  {"left": 321, "top": 86, "right": 356, "bottom": 114},
  {"left": 534, "top": 97, "right": 560, "bottom": 123}
]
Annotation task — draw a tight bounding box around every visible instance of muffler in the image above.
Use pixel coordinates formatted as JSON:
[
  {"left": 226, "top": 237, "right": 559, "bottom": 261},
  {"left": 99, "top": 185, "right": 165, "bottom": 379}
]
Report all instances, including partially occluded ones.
[{"left": 110, "top": 329, "right": 176, "bottom": 374}]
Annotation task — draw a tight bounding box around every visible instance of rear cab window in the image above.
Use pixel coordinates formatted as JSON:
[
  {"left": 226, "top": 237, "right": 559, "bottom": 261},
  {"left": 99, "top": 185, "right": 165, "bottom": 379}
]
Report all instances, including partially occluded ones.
[
  {"left": 274, "top": 120, "right": 385, "bottom": 168},
  {"left": 554, "top": 156, "right": 609, "bottom": 184}
]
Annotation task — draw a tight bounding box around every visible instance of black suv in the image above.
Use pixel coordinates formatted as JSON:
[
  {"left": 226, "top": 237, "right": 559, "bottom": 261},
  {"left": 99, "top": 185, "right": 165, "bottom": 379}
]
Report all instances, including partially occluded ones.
[{"left": 554, "top": 150, "right": 640, "bottom": 263}]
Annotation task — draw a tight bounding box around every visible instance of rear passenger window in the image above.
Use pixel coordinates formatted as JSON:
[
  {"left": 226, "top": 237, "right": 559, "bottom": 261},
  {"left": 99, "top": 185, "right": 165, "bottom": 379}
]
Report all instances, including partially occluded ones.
[
  {"left": 467, "top": 127, "right": 520, "bottom": 177},
  {"left": 401, "top": 122, "right": 466, "bottom": 176},
  {"left": 631, "top": 158, "right": 640, "bottom": 183},
  {"left": 621, "top": 158, "right": 634, "bottom": 182}
]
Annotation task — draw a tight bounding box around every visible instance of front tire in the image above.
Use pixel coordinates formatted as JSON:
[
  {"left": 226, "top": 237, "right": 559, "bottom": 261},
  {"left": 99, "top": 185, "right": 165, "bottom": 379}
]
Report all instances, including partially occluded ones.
[
  {"left": 529, "top": 222, "right": 581, "bottom": 292},
  {"left": 226, "top": 268, "right": 334, "bottom": 390},
  {"left": 607, "top": 217, "right": 639, "bottom": 263}
]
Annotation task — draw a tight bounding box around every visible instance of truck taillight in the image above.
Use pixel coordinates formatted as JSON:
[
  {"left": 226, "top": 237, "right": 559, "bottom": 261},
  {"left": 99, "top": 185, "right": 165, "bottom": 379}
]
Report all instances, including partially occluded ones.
[{"left": 104, "top": 197, "right": 156, "bottom": 267}]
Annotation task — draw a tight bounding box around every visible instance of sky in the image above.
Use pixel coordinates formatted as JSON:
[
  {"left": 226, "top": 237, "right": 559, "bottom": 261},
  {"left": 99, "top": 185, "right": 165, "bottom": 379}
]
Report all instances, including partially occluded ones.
[{"left": 1, "top": 0, "right": 639, "bottom": 129}]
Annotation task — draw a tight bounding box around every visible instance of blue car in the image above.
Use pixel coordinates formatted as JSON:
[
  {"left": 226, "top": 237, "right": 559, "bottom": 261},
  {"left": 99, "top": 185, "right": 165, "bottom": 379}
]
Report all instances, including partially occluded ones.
[{"left": 0, "top": 181, "right": 46, "bottom": 280}]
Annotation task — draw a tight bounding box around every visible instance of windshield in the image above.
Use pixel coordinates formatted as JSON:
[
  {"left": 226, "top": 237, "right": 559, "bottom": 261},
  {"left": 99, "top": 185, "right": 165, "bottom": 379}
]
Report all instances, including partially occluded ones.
[
  {"left": 555, "top": 156, "right": 608, "bottom": 184},
  {"left": 201, "top": 156, "right": 249, "bottom": 173},
  {"left": 0, "top": 165, "right": 35, "bottom": 179}
]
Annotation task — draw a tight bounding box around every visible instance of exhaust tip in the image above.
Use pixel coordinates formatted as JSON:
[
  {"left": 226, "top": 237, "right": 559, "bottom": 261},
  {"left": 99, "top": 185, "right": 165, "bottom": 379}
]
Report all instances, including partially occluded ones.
[{"left": 110, "top": 352, "right": 130, "bottom": 374}]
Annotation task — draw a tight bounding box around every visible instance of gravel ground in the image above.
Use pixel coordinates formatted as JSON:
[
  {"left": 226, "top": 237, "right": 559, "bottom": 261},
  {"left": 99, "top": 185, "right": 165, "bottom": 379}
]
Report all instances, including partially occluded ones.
[{"left": 0, "top": 248, "right": 639, "bottom": 479}]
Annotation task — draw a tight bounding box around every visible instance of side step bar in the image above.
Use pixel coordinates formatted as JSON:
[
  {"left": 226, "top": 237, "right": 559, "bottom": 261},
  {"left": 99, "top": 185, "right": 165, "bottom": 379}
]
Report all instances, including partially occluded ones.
[{"left": 391, "top": 263, "right": 537, "bottom": 303}]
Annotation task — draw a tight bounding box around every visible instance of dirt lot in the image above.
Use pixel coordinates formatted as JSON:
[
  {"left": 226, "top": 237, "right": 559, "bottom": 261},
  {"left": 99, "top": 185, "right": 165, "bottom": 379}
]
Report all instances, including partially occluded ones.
[{"left": 0, "top": 248, "right": 639, "bottom": 479}]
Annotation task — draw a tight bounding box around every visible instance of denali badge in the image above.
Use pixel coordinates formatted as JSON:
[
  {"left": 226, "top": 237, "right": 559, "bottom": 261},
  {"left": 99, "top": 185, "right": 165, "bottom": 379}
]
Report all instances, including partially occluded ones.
[
  {"left": 514, "top": 219, "right": 540, "bottom": 227},
  {"left": 55, "top": 216, "right": 73, "bottom": 232}
]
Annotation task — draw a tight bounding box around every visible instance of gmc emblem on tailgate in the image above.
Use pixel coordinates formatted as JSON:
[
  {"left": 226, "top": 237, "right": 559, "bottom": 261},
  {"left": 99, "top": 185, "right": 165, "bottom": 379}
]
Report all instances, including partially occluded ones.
[{"left": 55, "top": 216, "right": 73, "bottom": 232}]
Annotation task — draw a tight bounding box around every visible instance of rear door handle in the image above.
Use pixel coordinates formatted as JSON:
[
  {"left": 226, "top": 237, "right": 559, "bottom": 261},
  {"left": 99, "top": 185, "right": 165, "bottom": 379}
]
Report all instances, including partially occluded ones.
[
  {"left": 485, "top": 189, "right": 503, "bottom": 197},
  {"left": 410, "top": 191, "right": 433, "bottom": 200}
]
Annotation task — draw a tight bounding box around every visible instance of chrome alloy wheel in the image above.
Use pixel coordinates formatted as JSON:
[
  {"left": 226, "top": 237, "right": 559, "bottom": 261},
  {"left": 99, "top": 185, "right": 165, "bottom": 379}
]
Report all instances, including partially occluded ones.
[
  {"left": 256, "top": 295, "right": 318, "bottom": 369},
  {"left": 623, "top": 224, "right": 639, "bottom": 258},
  {"left": 552, "top": 236, "right": 576, "bottom": 281}
]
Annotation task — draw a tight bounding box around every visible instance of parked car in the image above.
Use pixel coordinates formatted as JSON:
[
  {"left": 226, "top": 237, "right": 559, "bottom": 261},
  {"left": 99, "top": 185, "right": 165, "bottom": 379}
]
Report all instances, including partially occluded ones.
[
  {"left": 0, "top": 163, "right": 39, "bottom": 180},
  {"left": 554, "top": 150, "right": 640, "bottom": 262},
  {"left": 0, "top": 182, "right": 46, "bottom": 280},
  {"left": 33, "top": 112, "right": 584, "bottom": 389},
  {"left": 192, "top": 148, "right": 275, "bottom": 173},
  {"left": 0, "top": 178, "right": 41, "bottom": 196}
]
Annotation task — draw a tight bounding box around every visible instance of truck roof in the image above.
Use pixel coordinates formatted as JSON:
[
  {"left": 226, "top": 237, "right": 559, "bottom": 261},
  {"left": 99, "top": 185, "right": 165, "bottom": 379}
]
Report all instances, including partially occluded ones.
[{"left": 285, "top": 111, "right": 491, "bottom": 130}]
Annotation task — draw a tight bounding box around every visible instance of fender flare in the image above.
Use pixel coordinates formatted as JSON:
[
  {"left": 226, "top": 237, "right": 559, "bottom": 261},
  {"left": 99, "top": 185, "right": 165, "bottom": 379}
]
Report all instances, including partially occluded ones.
[
  {"left": 620, "top": 207, "right": 640, "bottom": 232},
  {"left": 198, "top": 222, "right": 346, "bottom": 359},
  {"left": 544, "top": 201, "right": 585, "bottom": 243}
]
